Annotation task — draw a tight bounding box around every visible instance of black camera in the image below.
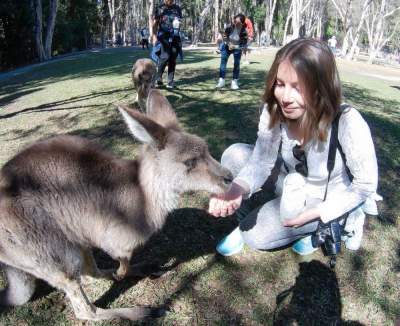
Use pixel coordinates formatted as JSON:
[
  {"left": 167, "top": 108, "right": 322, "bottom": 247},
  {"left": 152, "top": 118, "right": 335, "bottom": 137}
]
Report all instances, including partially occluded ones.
[{"left": 311, "top": 220, "right": 342, "bottom": 256}]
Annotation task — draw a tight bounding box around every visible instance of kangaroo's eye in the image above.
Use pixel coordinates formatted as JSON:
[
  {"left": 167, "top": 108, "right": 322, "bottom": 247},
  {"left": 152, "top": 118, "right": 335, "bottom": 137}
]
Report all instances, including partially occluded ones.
[{"left": 184, "top": 158, "right": 197, "bottom": 170}]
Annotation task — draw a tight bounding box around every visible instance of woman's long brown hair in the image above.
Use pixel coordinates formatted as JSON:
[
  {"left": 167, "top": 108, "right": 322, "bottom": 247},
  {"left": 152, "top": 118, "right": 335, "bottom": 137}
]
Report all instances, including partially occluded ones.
[{"left": 262, "top": 38, "right": 342, "bottom": 143}]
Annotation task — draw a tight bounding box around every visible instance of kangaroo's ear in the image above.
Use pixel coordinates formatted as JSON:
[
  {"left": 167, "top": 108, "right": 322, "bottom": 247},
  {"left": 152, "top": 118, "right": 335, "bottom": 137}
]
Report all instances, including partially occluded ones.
[
  {"left": 146, "top": 89, "right": 180, "bottom": 130},
  {"left": 117, "top": 104, "right": 167, "bottom": 149}
]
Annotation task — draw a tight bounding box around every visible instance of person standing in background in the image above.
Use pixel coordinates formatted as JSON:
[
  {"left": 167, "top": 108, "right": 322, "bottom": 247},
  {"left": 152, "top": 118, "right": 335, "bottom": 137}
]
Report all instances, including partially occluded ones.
[
  {"left": 152, "top": 0, "right": 183, "bottom": 89},
  {"left": 242, "top": 16, "right": 254, "bottom": 65},
  {"left": 140, "top": 27, "right": 150, "bottom": 50},
  {"left": 328, "top": 35, "right": 337, "bottom": 51},
  {"left": 215, "top": 14, "right": 248, "bottom": 90}
]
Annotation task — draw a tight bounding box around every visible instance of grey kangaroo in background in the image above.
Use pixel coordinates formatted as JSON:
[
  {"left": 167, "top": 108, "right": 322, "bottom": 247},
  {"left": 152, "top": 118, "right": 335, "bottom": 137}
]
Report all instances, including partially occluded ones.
[
  {"left": 131, "top": 58, "right": 157, "bottom": 111},
  {"left": 0, "top": 88, "right": 233, "bottom": 321}
]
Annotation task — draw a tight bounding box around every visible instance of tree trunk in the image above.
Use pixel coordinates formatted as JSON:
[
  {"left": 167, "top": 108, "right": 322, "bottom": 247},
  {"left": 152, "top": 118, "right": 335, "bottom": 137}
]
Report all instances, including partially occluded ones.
[
  {"left": 148, "top": 0, "right": 154, "bottom": 42},
  {"left": 255, "top": 23, "right": 260, "bottom": 45},
  {"left": 290, "top": 0, "right": 311, "bottom": 39},
  {"left": 108, "top": 0, "right": 117, "bottom": 45},
  {"left": 291, "top": 0, "right": 301, "bottom": 39},
  {"left": 346, "top": 0, "right": 371, "bottom": 60},
  {"left": 214, "top": 0, "right": 219, "bottom": 42},
  {"left": 31, "top": 0, "right": 46, "bottom": 61},
  {"left": 44, "top": 0, "right": 58, "bottom": 59},
  {"left": 283, "top": 2, "right": 293, "bottom": 44},
  {"left": 264, "top": 0, "right": 277, "bottom": 46},
  {"left": 193, "top": 0, "right": 214, "bottom": 45},
  {"left": 365, "top": 0, "right": 400, "bottom": 64},
  {"left": 330, "top": 0, "right": 353, "bottom": 57}
]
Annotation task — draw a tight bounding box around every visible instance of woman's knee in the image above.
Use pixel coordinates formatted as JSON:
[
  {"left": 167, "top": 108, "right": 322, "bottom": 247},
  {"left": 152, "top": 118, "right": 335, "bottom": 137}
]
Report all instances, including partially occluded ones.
[
  {"left": 240, "top": 228, "right": 280, "bottom": 250},
  {"left": 221, "top": 143, "right": 254, "bottom": 177}
]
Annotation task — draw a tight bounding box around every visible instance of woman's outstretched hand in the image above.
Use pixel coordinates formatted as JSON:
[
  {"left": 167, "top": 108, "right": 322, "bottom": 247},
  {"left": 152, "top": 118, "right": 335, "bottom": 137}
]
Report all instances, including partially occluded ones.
[{"left": 208, "top": 182, "right": 245, "bottom": 217}]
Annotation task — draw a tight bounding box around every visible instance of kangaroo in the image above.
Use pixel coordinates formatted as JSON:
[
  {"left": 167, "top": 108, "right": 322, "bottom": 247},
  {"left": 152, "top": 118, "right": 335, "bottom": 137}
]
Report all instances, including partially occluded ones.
[
  {"left": 131, "top": 58, "right": 157, "bottom": 111},
  {"left": 0, "top": 89, "right": 233, "bottom": 321}
]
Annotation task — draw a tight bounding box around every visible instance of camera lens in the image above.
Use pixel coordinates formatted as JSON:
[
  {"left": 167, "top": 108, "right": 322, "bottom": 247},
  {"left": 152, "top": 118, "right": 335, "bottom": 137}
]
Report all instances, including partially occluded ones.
[{"left": 323, "top": 239, "right": 341, "bottom": 256}]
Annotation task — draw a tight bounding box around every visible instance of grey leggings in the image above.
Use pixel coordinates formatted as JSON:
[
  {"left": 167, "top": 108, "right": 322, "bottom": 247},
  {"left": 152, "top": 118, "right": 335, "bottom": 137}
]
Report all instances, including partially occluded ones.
[{"left": 221, "top": 143, "right": 320, "bottom": 250}]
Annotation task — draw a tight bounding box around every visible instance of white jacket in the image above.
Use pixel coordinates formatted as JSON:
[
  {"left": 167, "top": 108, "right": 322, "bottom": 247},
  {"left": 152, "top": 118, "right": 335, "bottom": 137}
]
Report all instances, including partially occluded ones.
[{"left": 235, "top": 104, "right": 379, "bottom": 223}]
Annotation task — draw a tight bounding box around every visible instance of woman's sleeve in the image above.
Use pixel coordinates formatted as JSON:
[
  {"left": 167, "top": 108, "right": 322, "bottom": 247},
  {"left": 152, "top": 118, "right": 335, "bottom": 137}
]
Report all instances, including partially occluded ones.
[
  {"left": 234, "top": 105, "right": 281, "bottom": 196},
  {"left": 317, "top": 108, "right": 378, "bottom": 223}
]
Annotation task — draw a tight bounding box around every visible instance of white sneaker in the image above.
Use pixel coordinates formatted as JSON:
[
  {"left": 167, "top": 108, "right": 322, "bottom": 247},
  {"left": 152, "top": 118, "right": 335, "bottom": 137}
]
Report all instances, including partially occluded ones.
[
  {"left": 216, "top": 227, "right": 244, "bottom": 256},
  {"left": 362, "top": 194, "right": 382, "bottom": 216},
  {"left": 343, "top": 209, "right": 365, "bottom": 251},
  {"left": 216, "top": 78, "right": 225, "bottom": 88},
  {"left": 231, "top": 79, "right": 239, "bottom": 90},
  {"left": 243, "top": 60, "right": 250, "bottom": 65}
]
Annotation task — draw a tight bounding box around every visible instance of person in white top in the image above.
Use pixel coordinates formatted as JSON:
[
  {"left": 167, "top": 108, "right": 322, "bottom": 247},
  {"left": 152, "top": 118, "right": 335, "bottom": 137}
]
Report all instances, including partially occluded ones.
[
  {"left": 328, "top": 35, "right": 337, "bottom": 50},
  {"left": 215, "top": 14, "right": 248, "bottom": 90},
  {"left": 208, "top": 38, "right": 380, "bottom": 256}
]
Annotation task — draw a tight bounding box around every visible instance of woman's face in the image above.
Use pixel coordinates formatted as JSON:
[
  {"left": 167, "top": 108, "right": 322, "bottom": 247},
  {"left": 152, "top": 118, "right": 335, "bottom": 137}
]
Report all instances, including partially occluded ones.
[
  {"left": 234, "top": 17, "right": 242, "bottom": 28},
  {"left": 274, "top": 60, "right": 306, "bottom": 121}
]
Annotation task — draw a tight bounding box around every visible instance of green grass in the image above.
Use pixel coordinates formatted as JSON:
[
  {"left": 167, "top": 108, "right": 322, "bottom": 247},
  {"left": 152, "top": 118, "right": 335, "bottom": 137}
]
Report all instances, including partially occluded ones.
[{"left": 0, "top": 47, "right": 399, "bottom": 325}]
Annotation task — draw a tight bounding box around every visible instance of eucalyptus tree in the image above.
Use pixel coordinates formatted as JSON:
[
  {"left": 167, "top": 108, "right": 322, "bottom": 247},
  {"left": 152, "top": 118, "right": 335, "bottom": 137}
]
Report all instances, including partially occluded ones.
[
  {"left": 264, "top": 0, "right": 278, "bottom": 45},
  {"left": 302, "top": 0, "right": 328, "bottom": 38},
  {"left": 192, "top": 0, "right": 215, "bottom": 45},
  {"left": 31, "top": 0, "right": 58, "bottom": 61},
  {"left": 283, "top": 0, "right": 312, "bottom": 43},
  {"left": 364, "top": 0, "right": 400, "bottom": 63},
  {"left": 330, "top": 0, "right": 354, "bottom": 56},
  {"left": 345, "top": 0, "right": 371, "bottom": 60}
]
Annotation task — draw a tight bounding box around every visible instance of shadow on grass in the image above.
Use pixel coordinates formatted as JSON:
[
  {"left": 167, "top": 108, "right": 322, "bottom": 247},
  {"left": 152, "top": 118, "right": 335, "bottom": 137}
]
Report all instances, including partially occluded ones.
[
  {"left": 361, "top": 112, "right": 399, "bottom": 225},
  {"left": 90, "top": 209, "right": 241, "bottom": 316},
  {"left": 273, "top": 260, "right": 364, "bottom": 326},
  {"left": 0, "top": 125, "right": 44, "bottom": 141},
  {"left": 348, "top": 247, "right": 400, "bottom": 321},
  {"left": 396, "top": 243, "right": 400, "bottom": 272},
  {"left": 343, "top": 82, "right": 400, "bottom": 120},
  {"left": 0, "top": 49, "right": 215, "bottom": 106},
  {"left": 0, "top": 88, "right": 44, "bottom": 108},
  {"left": 0, "top": 87, "right": 132, "bottom": 120}
]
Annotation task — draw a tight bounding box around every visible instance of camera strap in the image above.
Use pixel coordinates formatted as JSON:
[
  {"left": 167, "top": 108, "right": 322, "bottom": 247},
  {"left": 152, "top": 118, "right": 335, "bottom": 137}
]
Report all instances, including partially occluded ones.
[
  {"left": 322, "top": 104, "right": 352, "bottom": 268},
  {"left": 324, "top": 113, "right": 340, "bottom": 201},
  {"left": 323, "top": 104, "right": 352, "bottom": 201}
]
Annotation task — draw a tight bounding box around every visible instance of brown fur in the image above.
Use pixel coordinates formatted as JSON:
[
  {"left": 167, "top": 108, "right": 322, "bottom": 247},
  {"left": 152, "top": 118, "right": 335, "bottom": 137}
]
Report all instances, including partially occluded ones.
[
  {"left": 131, "top": 58, "right": 157, "bottom": 111},
  {"left": 0, "top": 91, "right": 232, "bottom": 321}
]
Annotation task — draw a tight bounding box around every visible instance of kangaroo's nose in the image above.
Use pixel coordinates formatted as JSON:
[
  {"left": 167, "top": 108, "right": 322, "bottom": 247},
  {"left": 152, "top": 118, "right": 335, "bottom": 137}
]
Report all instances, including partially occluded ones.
[{"left": 223, "top": 171, "right": 234, "bottom": 185}]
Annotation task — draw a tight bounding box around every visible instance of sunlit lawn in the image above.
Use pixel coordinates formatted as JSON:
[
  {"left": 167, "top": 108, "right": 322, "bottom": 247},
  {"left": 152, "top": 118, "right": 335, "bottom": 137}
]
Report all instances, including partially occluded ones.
[{"left": 0, "top": 46, "right": 399, "bottom": 325}]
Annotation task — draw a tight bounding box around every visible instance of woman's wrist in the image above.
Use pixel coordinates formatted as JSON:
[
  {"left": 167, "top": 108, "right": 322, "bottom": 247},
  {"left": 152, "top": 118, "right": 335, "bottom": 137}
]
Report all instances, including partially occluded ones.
[{"left": 231, "top": 179, "right": 250, "bottom": 197}]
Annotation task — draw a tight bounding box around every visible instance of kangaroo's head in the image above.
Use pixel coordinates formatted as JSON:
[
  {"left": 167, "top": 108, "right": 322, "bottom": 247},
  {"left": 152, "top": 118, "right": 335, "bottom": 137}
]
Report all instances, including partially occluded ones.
[
  {"left": 132, "top": 58, "right": 156, "bottom": 101},
  {"left": 118, "top": 90, "right": 233, "bottom": 195}
]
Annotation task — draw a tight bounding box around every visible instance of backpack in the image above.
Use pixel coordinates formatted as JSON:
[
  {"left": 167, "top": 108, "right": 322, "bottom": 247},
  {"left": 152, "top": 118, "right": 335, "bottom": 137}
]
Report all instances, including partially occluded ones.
[{"left": 244, "top": 17, "right": 254, "bottom": 40}]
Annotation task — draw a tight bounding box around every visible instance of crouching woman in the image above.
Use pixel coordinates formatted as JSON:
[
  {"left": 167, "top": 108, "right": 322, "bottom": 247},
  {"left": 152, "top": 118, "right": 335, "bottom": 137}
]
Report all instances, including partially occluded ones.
[{"left": 209, "top": 38, "right": 380, "bottom": 256}]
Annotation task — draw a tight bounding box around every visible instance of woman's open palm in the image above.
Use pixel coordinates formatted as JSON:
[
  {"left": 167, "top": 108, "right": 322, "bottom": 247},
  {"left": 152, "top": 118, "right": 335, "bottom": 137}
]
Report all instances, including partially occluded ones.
[{"left": 208, "top": 182, "right": 244, "bottom": 217}]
